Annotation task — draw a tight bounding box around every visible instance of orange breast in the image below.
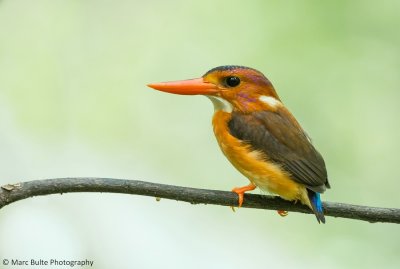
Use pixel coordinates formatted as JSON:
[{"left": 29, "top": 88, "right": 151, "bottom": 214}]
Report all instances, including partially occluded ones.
[{"left": 212, "top": 110, "right": 309, "bottom": 204}]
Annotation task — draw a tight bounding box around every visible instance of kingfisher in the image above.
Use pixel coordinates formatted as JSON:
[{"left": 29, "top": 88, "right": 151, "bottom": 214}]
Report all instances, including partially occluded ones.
[{"left": 148, "top": 65, "right": 330, "bottom": 223}]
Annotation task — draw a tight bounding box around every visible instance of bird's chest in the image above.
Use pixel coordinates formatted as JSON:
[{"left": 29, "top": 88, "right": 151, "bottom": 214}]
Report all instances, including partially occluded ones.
[
  {"left": 211, "top": 111, "right": 302, "bottom": 200},
  {"left": 212, "top": 111, "right": 269, "bottom": 181},
  {"left": 212, "top": 111, "right": 243, "bottom": 156}
]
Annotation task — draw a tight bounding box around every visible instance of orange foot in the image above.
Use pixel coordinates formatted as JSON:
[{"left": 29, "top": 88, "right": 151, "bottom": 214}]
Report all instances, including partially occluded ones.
[
  {"left": 277, "top": 210, "right": 288, "bottom": 217},
  {"left": 232, "top": 183, "right": 256, "bottom": 207}
]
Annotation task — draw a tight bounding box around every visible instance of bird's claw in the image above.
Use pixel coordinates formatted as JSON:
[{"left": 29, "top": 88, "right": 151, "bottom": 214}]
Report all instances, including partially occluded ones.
[
  {"left": 231, "top": 183, "right": 256, "bottom": 210},
  {"left": 232, "top": 188, "right": 245, "bottom": 208},
  {"left": 277, "top": 210, "right": 288, "bottom": 217}
]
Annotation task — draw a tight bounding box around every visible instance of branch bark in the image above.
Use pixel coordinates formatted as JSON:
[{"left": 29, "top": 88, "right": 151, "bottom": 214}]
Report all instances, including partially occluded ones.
[{"left": 0, "top": 178, "right": 398, "bottom": 224}]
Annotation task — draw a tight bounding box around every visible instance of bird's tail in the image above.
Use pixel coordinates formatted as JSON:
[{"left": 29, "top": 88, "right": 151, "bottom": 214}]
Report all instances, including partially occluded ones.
[{"left": 307, "top": 190, "right": 325, "bottom": 224}]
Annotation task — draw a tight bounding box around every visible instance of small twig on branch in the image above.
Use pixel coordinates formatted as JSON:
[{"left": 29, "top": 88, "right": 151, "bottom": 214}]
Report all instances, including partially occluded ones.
[{"left": 0, "top": 178, "right": 399, "bottom": 224}]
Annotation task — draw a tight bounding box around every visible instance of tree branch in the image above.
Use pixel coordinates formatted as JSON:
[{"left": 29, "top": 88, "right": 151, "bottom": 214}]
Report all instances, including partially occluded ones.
[{"left": 0, "top": 178, "right": 398, "bottom": 224}]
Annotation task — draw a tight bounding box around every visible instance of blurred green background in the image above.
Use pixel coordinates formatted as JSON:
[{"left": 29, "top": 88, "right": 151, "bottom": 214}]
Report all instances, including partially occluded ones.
[{"left": 0, "top": 0, "right": 399, "bottom": 268}]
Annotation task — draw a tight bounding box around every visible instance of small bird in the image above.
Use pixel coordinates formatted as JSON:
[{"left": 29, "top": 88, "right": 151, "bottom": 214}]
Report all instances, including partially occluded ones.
[{"left": 148, "top": 65, "right": 330, "bottom": 223}]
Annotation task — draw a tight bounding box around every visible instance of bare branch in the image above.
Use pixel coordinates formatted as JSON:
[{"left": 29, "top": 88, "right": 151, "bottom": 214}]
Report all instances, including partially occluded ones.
[{"left": 0, "top": 178, "right": 398, "bottom": 224}]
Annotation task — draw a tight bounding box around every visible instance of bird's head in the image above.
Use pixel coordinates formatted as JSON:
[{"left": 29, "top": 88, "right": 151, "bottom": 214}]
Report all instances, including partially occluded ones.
[{"left": 148, "top": 65, "right": 281, "bottom": 113}]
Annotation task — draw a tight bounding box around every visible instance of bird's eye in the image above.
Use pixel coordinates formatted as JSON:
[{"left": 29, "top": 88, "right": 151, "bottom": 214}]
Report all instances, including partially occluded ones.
[{"left": 225, "top": 76, "right": 240, "bottom": 87}]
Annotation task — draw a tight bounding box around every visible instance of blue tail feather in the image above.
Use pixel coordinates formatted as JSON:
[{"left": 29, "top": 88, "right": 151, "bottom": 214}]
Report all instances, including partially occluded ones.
[{"left": 307, "top": 190, "right": 325, "bottom": 224}]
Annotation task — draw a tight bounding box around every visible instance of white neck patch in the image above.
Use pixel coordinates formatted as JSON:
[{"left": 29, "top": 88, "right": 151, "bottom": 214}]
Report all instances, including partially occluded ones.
[
  {"left": 207, "top": 96, "right": 233, "bottom": 113},
  {"left": 259, "top": 95, "right": 280, "bottom": 108}
]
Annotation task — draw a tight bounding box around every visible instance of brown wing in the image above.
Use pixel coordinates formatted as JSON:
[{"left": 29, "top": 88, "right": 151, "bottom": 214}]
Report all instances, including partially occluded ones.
[{"left": 228, "top": 109, "right": 329, "bottom": 192}]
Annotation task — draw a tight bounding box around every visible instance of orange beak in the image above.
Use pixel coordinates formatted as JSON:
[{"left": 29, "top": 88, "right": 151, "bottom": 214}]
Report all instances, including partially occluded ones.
[{"left": 147, "top": 78, "right": 218, "bottom": 95}]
